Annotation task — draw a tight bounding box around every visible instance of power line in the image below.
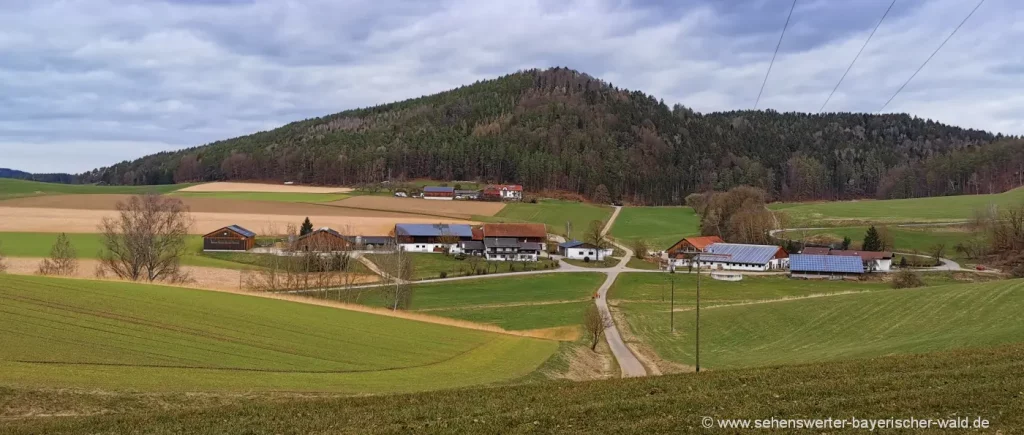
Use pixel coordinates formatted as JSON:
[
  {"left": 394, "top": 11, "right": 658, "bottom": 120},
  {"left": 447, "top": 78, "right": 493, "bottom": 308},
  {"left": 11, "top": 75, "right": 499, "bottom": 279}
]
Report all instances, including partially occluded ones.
[
  {"left": 819, "top": 0, "right": 897, "bottom": 113},
  {"left": 755, "top": 0, "right": 798, "bottom": 109},
  {"left": 878, "top": 0, "right": 985, "bottom": 112}
]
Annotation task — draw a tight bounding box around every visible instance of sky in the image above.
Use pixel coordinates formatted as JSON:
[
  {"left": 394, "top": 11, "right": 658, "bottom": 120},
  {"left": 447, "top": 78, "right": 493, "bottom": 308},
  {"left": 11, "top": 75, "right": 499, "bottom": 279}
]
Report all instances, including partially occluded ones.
[{"left": 1, "top": 0, "right": 1020, "bottom": 174}]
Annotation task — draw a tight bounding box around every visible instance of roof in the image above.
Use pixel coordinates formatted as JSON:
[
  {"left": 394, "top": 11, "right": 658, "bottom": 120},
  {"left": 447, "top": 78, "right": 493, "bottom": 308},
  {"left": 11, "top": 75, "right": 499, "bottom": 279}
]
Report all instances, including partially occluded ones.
[
  {"left": 297, "top": 227, "right": 345, "bottom": 241},
  {"left": 702, "top": 243, "right": 786, "bottom": 265},
  {"left": 561, "top": 240, "right": 602, "bottom": 250},
  {"left": 801, "top": 246, "right": 832, "bottom": 255},
  {"left": 203, "top": 225, "right": 256, "bottom": 239},
  {"left": 459, "top": 240, "right": 485, "bottom": 250},
  {"left": 559, "top": 240, "right": 585, "bottom": 249},
  {"left": 485, "top": 237, "right": 521, "bottom": 248},
  {"left": 668, "top": 235, "right": 724, "bottom": 251},
  {"left": 520, "top": 242, "right": 543, "bottom": 251},
  {"left": 423, "top": 186, "right": 455, "bottom": 193},
  {"left": 395, "top": 223, "right": 474, "bottom": 238},
  {"left": 483, "top": 223, "right": 546, "bottom": 238},
  {"left": 829, "top": 250, "right": 894, "bottom": 260},
  {"left": 790, "top": 254, "right": 865, "bottom": 274},
  {"left": 471, "top": 226, "right": 484, "bottom": 241},
  {"left": 485, "top": 184, "right": 523, "bottom": 192}
]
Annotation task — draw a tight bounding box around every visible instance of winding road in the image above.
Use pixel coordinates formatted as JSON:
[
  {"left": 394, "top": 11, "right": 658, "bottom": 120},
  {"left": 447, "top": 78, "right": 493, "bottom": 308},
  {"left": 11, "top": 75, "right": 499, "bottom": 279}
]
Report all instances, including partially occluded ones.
[{"left": 594, "top": 206, "right": 648, "bottom": 377}]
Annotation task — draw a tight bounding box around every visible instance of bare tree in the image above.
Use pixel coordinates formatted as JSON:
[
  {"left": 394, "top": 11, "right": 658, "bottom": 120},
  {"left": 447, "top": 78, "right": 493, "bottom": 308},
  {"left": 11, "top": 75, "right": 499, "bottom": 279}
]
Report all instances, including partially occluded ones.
[
  {"left": 930, "top": 243, "right": 947, "bottom": 267},
  {"left": 378, "top": 242, "right": 415, "bottom": 310},
  {"left": 436, "top": 226, "right": 460, "bottom": 256},
  {"left": 97, "top": 194, "right": 194, "bottom": 283},
  {"left": 630, "top": 238, "right": 650, "bottom": 260},
  {"left": 38, "top": 233, "right": 78, "bottom": 276},
  {"left": 585, "top": 220, "right": 607, "bottom": 249},
  {"left": 583, "top": 304, "right": 610, "bottom": 351},
  {"left": 877, "top": 226, "right": 896, "bottom": 252},
  {"left": 466, "top": 253, "right": 483, "bottom": 275}
]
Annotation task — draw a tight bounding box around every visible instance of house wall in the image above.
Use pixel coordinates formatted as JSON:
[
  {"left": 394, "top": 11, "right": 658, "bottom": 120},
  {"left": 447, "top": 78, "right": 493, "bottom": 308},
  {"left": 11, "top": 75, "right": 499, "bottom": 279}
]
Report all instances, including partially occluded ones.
[
  {"left": 564, "top": 247, "right": 613, "bottom": 261},
  {"left": 399, "top": 243, "right": 460, "bottom": 254},
  {"left": 423, "top": 195, "right": 453, "bottom": 201},
  {"left": 485, "top": 251, "right": 538, "bottom": 262},
  {"left": 203, "top": 237, "right": 250, "bottom": 251}
]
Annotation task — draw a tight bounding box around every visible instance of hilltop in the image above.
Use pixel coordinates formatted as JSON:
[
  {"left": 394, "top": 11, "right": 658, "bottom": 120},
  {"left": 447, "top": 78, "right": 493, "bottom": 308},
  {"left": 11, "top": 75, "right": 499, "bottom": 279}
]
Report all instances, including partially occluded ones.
[{"left": 79, "top": 67, "right": 1022, "bottom": 205}]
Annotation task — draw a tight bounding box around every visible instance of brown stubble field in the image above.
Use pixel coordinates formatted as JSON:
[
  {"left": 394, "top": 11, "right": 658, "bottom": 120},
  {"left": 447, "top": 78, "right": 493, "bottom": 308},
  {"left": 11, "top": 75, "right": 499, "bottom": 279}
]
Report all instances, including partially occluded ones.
[
  {"left": 0, "top": 195, "right": 474, "bottom": 235},
  {"left": 178, "top": 182, "right": 353, "bottom": 193},
  {"left": 326, "top": 196, "right": 506, "bottom": 219}
]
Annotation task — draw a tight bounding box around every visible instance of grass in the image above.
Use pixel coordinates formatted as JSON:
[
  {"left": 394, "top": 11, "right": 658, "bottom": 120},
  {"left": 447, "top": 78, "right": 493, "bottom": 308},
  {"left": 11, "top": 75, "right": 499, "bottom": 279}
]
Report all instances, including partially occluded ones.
[
  {"left": 563, "top": 257, "right": 619, "bottom": 268},
  {"left": 0, "top": 232, "right": 271, "bottom": 270},
  {"left": 0, "top": 178, "right": 190, "bottom": 200},
  {"left": 770, "top": 186, "right": 1024, "bottom": 226},
  {"left": 347, "top": 273, "right": 604, "bottom": 330},
  {"left": 170, "top": 191, "right": 350, "bottom": 203},
  {"left": 0, "top": 274, "right": 557, "bottom": 393},
  {"left": 612, "top": 272, "right": 1024, "bottom": 370},
  {"left": 610, "top": 206, "right": 701, "bottom": 250},
  {"left": 476, "top": 199, "right": 613, "bottom": 238},
  {"left": 777, "top": 225, "right": 977, "bottom": 260},
  {"left": 364, "top": 252, "right": 559, "bottom": 281},
  {"left": 626, "top": 257, "right": 662, "bottom": 270},
  {"left": 4, "top": 342, "right": 1024, "bottom": 433}
]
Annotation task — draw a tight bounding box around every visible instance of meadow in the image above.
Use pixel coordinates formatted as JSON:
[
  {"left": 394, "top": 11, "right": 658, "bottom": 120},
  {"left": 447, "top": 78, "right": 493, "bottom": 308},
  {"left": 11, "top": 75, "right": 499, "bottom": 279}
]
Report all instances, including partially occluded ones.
[
  {"left": 349, "top": 273, "right": 605, "bottom": 331},
  {"left": 610, "top": 206, "right": 701, "bottom": 249},
  {"left": 5, "top": 343, "right": 1024, "bottom": 433},
  {"left": 613, "top": 273, "right": 1024, "bottom": 370},
  {"left": 477, "top": 199, "right": 613, "bottom": 238},
  {"left": 0, "top": 179, "right": 188, "bottom": 200},
  {"left": 777, "top": 225, "right": 977, "bottom": 260},
  {"left": 0, "top": 275, "right": 556, "bottom": 393},
  {"left": 770, "top": 186, "right": 1024, "bottom": 226},
  {"left": 364, "top": 253, "right": 560, "bottom": 281}
]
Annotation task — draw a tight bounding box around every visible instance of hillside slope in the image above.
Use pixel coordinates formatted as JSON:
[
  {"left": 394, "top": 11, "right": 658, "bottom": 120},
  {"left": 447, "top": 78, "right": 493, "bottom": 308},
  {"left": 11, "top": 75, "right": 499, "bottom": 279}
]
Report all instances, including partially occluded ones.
[{"left": 82, "top": 67, "right": 1022, "bottom": 204}]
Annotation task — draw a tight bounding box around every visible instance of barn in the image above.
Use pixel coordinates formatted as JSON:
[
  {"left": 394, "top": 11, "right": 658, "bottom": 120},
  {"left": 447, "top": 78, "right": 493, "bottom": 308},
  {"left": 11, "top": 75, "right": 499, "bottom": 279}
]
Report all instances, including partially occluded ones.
[
  {"left": 423, "top": 186, "right": 455, "bottom": 200},
  {"left": 203, "top": 225, "right": 256, "bottom": 251},
  {"left": 295, "top": 228, "right": 352, "bottom": 252}
]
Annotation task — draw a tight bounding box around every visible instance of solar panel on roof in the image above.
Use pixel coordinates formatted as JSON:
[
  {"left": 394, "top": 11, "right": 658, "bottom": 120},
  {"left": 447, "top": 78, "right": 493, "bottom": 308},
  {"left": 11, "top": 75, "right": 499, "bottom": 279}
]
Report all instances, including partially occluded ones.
[
  {"left": 227, "top": 225, "right": 256, "bottom": 238},
  {"left": 790, "top": 254, "right": 863, "bottom": 273}
]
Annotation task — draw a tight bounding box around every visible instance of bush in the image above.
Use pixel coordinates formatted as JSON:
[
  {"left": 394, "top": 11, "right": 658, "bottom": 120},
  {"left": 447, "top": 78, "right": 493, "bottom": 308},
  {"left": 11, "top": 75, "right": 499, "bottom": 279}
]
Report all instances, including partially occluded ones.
[
  {"left": 439, "top": 271, "right": 448, "bottom": 279},
  {"left": 892, "top": 270, "right": 925, "bottom": 289},
  {"left": 1012, "top": 263, "right": 1024, "bottom": 278}
]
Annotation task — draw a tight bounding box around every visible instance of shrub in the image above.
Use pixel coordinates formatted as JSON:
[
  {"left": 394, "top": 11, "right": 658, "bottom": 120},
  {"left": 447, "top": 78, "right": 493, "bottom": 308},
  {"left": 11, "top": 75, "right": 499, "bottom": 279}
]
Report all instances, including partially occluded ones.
[
  {"left": 892, "top": 270, "right": 925, "bottom": 289},
  {"left": 439, "top": 271, "right": 448, "bottom": 279},
  {"left": 1012, "top": 263, "right": 1024, "bottom": 279}
]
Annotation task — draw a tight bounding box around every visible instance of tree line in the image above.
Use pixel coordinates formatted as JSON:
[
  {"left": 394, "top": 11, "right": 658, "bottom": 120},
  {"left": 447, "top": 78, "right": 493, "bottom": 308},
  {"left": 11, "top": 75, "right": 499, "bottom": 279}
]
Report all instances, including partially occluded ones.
[{"left": 77, "top": 67, "right": 1021, "bottom": 205}]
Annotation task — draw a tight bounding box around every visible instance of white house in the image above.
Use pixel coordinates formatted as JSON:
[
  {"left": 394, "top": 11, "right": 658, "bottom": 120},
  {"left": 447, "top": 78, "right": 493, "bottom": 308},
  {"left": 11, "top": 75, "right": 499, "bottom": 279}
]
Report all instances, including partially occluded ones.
[
  {"left": 484, "top": 184, "right": 523, "bottom": 201},
  {"left": 558, "top": 240, "right": 614, "bottom": 262},
  {"left": 394, "top": 223, "right": 473, "bottom": 253}
]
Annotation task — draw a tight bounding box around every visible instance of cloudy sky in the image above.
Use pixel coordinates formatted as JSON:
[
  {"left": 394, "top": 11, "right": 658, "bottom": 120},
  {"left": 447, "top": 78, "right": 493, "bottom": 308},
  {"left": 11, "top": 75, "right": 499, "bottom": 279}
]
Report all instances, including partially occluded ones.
[{"left": 1, "top": 0, "right": 1018, "bottom": 173}]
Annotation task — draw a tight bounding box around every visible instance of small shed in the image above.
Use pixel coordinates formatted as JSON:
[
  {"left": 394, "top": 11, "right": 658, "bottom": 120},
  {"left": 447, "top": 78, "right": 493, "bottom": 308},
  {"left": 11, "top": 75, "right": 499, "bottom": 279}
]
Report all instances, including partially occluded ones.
[
  {"left": 558, "top": 240, "right": 614, "bottom": 261},
  {"left": 203, "top": 225, "right": 256, "bottom": 251}
]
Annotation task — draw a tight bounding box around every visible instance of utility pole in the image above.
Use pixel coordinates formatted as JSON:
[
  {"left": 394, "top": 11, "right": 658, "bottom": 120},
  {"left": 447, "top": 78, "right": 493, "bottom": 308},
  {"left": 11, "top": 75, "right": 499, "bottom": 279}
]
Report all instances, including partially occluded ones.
[
  {"left": 695, "top": 253, "right": 702, "bottom": 373},
  {"left": 670, "top": 276, "right": 675, "bottom": 332}
]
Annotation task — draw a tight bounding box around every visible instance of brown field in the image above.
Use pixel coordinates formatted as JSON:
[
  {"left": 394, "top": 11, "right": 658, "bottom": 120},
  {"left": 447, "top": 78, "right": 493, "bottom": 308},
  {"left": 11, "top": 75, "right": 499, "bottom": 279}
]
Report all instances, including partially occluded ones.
[
  {"left": 327, "top": 196, "right": 506, "bottom": 219},
  {"left": 0, "top": 195, "right": 473, "bottom": 235},
  {"left": 179, "top": 182, "right": 353, "bottom": 193}
]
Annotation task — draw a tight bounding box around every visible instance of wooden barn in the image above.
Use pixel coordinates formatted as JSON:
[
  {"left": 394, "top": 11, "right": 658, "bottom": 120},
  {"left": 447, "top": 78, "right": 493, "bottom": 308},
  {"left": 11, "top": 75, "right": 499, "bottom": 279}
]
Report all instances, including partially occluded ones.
[
  {"left": 203, "top": 225, "right": 256, "bottom": 251},
  {"left": 295, "top": 228, "right": 353, "bottom": 252}
]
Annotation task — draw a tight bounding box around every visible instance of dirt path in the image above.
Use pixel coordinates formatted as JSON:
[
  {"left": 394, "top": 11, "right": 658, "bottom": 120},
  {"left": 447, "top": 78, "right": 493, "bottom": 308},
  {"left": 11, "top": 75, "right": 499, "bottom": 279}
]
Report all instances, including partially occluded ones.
[{"left": 594, "top": 206, "right": 648, "bottom": 377}]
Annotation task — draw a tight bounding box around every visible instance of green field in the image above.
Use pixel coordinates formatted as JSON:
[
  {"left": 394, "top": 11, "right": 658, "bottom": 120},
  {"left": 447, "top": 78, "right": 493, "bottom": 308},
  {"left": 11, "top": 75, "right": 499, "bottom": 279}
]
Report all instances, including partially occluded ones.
[
  {"left": 610, "top": 206, "right": 701, "bottom": 249},
  {"left": 476, "top": 199, "right": 613, "bottom": 238},
  {"left": 6, "top": 342, "right": 1024, "bottom": 434},
  {"left": 613, "top": 273, "right": 1024, "bottom": 370},
  {"left": 0, "top": 275, "right": 556, "bottom": 393},
  {"left": 770, "top": 187, "right": 1024, "bottom": 226},
  {"left": 349, "top": 273, "right": 604, "bottom": 330},
  {"left": 0, "top": 232, "right": 265, "bottom": 270},
  {"left": 0, "top": 178, "right": 189, "bottom": 200},
  {"left": 170, "top": 191, "right": 350, "bottom": 203},
  {"left": 365, "top": 253, "right": 560, "bottom": 281},
  {"left": 778, "top": 225, "right": 977, "bottom": 260},
  {"left": 563, "top": 257, "right": 619, "bottom": 268}
]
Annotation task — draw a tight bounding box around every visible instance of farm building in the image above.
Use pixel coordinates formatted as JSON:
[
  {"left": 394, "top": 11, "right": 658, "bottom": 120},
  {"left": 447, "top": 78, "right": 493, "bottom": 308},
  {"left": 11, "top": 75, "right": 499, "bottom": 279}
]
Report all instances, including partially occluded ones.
[
  {"left": 394, "top": 223, "right": 473, "bottom": 253},
  {"left": 423, "top": 186, "right": 455, "bottom": 200},
  {"left": 483, "top": 238, "right": 543, "bottom": 262},
  {"left": 558, "top": 240, "right": 614, "bottom": 262},
  {"left": 295, "top": 228, "right": 352, "bottom": 252},
  {"left": 790, "top": 254, "right": 865, "bottom": 278},
  {"left": 482, "top": 223, "right": 547, "bottom": 251},
  {"left": 343, "top": 235, "right": 393, "bottom": 250},
  {"left": 800, "top": 247, "right": 894, "bottom": 272},
  {"left": 670, "top": 243, "right": 788, "bottom": 271},
  {"left": 665, "top": 236, "right": 725, "bottom": 257},
  {"left": 454, "top": 189, "right": 480, "bottom": 200},
  {"left": 202, "top": 225, "right": 256, "bottom": 251},
  {"left": 457, "top": 240, "right": 485, "bottom": 256},
  {"left": 483, "top": 184, "right": 523, "bottom": 201}
]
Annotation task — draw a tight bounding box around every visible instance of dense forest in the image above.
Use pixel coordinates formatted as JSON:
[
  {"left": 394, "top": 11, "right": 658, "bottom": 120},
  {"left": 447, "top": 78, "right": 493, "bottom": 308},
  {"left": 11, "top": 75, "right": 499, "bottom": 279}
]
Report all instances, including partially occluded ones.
[
  {"left": 79, "top": 67, "right": 1023, "bottom": 205},
  {"left": 0, "top": 168, "right": 76, "bottom": 183}
]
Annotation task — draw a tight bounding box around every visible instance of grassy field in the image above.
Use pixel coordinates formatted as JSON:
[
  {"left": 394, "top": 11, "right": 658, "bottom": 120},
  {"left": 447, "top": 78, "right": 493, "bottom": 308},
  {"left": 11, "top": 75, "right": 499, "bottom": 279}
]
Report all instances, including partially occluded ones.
[
  {"left": 613, "top": 273, "right": 1024, "bottom": 370},
  {"left": 477, "top": 199, "right": 613, "bottom": 238},
  {"left": 0, "top": 179, "right": 189, "bottom": 200},
  {"left": 364, "top": 253, "right": 560, "bottom": 281},
  {"left": 0, "top": 232, "right": 265, "bottom": 270},
  {"left": 0, "top": 275, "right": 557, "bottom": 393},
  {"left": 777, "top": 225, "right": 977, "bottom": 260},
  {"left": 770, "top": 186, "right": 1024, "bottom": 226},
  {"left": 610, "top": 206, "right": 701, "bottom": 249},
  {"left": 5, "top": 342, "right": 1024, "bottom": 434},
  {"left": 349, "top": 273, "right": 604, "bottom": 330},
  {"left": 170, "top": 191, "right": 350, "bottom": 203},
  {"left": 563, "top": 257, "right": 619, "bottom": 268}
]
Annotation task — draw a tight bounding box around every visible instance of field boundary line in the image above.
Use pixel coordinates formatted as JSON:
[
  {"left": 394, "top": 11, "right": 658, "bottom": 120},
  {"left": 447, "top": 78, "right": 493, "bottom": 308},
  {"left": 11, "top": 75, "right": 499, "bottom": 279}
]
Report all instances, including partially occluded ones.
[
  {"left": 413, "top": 298, "right": 591, "bottom": 312},
  {"left": 662, "top": 289, "right": 886, "bottom": 312}
]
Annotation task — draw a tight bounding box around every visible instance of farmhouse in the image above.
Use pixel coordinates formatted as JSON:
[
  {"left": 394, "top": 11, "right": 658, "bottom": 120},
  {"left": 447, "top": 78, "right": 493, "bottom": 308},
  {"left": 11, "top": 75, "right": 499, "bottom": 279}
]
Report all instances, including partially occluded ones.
[
  {"left": 456, "top": 223, "right": 548, "bottom": 261},
  {"left": 483, "top": 184, "right": 523, "bottom": 201},
  {"left": 800, "top": 247, "right": 894, "bottom": 272},
  {"left": 202, "top": 225, "right": 256, "bottom": 251},
  {"left": 482, "top": 223, "right": 546, "bottom": 248},
  {"left": 395, "top": 223, "right": 473, "bottom": 253},
  {"left": 665, "top": 236, "right": 725, "bottom": 257},
  {"left": 684, "top": 243, "right": 789, "bottom": 271},
  {"left": 558, "top": 240, "right": 614, "bottom": 262},
  {"left": 790, "top": 254, "right": 865, "bottom": 278},
  {"left": 483, "top": 238, "right": 543, "bottom": 262},
  {"left": 295, "top": 228, "right": 352, "bottom": 252},
  {"left": 423, "top": 186, "right": 455, "bottom": 200}
]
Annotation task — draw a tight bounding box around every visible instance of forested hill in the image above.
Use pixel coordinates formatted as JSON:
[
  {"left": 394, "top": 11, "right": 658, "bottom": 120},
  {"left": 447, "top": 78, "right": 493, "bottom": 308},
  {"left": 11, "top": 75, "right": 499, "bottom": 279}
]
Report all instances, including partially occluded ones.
[
  {"left": 0, "top": 168, "right": 76, "bottom": 183},
  {"left": 80, "top": 67, "right": 1023, "bottom": 205}
]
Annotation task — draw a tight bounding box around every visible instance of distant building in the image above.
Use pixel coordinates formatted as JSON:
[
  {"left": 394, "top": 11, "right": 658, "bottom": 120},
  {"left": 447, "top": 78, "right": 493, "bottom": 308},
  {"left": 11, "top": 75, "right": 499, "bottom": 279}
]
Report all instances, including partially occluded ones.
[
  {"left": 799, "top": 247, "right": 894, "bottom": 272},
  {"left": 483, "top": 184, "right": 523, "bottom": 201},
  {"left": 394, "top": 223, "right": 473, "bottom": 253},
  {"left": 423, "top": 186, "right": 455, "bottom": 200},
  {"left": 454, "top": 189, "right": 480, "bottom": 200},
  {"left": 295, "top": 228, "right": 352, "bottom": 252},
  {"left": 558, "top": 240, "right": 614, "bottom": 261},
  {"left": 203, "top": 225, "right": 256, "bottom": 251},
  {"left": 790, "top": 254, "right": 865, "bottom": 277},
  {"left": 677, "top": 243, "right": 789, "bottom": 272},
  {"left": 665, "top": 236, "right": 725, "bottom": 258}
]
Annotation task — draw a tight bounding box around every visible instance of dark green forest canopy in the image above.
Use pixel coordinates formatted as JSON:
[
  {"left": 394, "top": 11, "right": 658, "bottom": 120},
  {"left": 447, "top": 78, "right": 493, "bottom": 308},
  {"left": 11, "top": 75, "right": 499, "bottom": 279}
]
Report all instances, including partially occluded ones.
[{"left": 80, "top": 67, "right": 1023, "bottom": 205}]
